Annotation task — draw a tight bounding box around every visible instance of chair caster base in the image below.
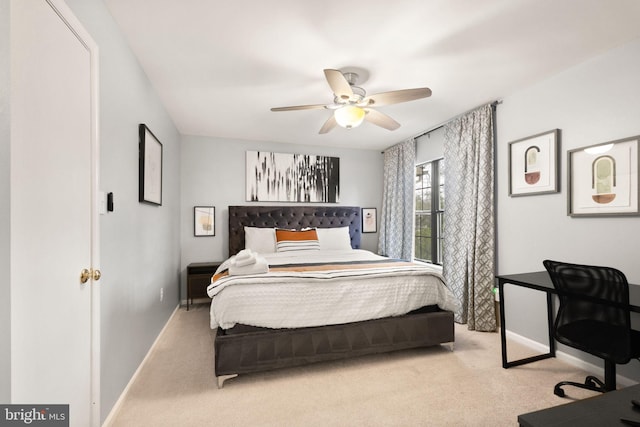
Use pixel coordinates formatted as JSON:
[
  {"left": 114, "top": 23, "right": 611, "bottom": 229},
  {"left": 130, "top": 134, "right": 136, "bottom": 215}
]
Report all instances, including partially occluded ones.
[{"left": 554, "top": 376, "right": 609, "bottom": 398}]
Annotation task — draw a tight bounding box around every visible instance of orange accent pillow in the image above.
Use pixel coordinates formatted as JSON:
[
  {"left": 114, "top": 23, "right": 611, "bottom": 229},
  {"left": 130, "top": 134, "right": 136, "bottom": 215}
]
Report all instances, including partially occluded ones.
[{"left": 275, "top": 229, "right": 320, "bottom": 252}]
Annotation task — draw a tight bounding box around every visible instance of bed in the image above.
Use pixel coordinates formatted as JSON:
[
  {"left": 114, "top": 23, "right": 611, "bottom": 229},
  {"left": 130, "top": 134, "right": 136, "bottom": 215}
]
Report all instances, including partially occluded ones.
[{"left": 209, "top": 205, "right": 456, "bottom": 387}]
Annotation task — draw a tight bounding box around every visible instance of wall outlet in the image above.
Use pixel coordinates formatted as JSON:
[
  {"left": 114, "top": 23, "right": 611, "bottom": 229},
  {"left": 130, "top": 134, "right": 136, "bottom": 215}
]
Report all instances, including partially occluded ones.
[{"left": 160, "top": 287, "right": 164, "bottom": 302}]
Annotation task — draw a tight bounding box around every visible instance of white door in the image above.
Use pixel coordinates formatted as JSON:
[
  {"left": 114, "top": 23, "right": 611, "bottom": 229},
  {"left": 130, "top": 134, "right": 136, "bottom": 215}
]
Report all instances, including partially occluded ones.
[{"left": 10, "top": 0, "right": 100, "bottom": 426}]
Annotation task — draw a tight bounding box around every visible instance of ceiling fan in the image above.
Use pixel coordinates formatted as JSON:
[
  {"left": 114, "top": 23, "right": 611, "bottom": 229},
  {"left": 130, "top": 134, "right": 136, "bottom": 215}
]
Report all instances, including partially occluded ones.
[{"left": 270, "top": 69, "right": 432, "bottom": 134}]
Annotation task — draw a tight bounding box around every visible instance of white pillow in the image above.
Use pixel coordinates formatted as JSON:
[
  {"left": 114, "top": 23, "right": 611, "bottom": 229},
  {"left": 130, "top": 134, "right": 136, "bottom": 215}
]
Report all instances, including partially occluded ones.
[
  {"left": 316, "top": 227, "right": 352, "bottom": 251},
  {"left": 244, "top": 227, "right": 276, "bottom": 254}
]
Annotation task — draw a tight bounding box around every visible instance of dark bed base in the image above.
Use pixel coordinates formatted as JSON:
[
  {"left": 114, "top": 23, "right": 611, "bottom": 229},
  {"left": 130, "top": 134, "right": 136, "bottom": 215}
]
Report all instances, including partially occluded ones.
[
  {"left": 214, "top": 205, "right": 456, "bottom": 387},
  {"left": 214, "top": 306, "right": 454, "bottom": 387}
]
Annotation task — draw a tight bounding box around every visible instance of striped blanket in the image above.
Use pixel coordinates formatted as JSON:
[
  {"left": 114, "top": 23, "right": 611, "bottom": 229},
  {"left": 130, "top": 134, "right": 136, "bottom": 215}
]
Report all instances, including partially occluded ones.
[{"left": 211, "top": 258, "right": 420, "bottom": 287}]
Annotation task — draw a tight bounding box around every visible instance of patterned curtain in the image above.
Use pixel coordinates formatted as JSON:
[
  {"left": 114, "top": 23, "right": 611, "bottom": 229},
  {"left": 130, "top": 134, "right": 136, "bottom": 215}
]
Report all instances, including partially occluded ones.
[
  {"left": 443, "top": 104, "right": 496, "bottom": 331},
  {"left": 378, "top": 139, "right": 416, "bottom": 260}
]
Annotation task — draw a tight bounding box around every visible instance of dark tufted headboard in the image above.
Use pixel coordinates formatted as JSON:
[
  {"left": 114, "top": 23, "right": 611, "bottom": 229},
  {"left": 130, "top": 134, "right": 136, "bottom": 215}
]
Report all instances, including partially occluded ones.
[{"left": 228, "top": 205, "right": 362, "bottom": 256}]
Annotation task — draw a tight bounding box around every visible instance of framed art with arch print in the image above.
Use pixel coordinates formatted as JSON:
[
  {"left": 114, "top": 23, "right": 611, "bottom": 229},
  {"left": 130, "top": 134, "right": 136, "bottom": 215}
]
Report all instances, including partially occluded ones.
[
  {"left": 508, "top": 129, "right": 560, "bottom": 197},
  {"left": 568, "top": 135, "right": 639, "bottom": 217}
]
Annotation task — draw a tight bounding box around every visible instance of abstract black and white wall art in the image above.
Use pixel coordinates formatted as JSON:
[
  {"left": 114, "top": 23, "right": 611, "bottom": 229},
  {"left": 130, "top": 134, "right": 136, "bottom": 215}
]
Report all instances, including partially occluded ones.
[{"left": 246, "top": 151, "right": 340, "bottom": 202}]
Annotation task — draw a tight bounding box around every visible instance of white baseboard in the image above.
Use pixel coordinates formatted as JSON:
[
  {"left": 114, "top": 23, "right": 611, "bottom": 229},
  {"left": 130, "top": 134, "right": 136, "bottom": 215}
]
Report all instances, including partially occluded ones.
[
  {"left": 505, "top": 329, "right": 637, "bottom": 388},
  {"left": 102, "top": 304, "right": 180, "bottom": 426}
]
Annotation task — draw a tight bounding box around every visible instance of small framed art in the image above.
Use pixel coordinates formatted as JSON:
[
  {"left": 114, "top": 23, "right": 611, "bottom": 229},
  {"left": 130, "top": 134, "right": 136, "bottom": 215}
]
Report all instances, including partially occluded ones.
[
  {"left": 194, "top": 206, "right": 215, "bottom": 236},
  {"left": 139, "top": 124, "right": 163, "bottom": 205},
  {"left": 508, "top": 129, "right": 560, "bottom": 196},
  {"left": 568, "top": 135, "right": 640, "bottom": 217},
  {"left": 362, "top": 208, "right": 377, "bottom": 233}
]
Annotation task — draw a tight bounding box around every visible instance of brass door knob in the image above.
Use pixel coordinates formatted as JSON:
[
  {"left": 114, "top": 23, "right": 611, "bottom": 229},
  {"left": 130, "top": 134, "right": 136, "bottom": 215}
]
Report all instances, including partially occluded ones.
[
  {"left": 80, "top": 268, "right": 90, "bottom": 284},
  {"left": 80, "top": 268, "right": 101, "bottom": 284}
]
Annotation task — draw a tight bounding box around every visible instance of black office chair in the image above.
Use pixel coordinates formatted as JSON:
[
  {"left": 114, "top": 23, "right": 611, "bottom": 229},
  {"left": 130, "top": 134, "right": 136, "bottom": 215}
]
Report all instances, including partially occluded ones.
[{"left": 543, "top": 259, "right": 640, "bottom": 398}]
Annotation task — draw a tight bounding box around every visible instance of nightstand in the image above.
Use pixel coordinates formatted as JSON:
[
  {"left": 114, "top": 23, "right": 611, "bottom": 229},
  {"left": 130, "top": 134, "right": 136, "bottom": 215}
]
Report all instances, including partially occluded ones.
[{"left": 186, "top": 261, "right": 221, "bottom": 310}]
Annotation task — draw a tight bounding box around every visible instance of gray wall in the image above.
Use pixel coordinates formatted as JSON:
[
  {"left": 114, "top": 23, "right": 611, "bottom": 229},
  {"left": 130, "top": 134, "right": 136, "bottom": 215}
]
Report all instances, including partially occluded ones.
[
  {"left": 0, "top": 0, "right": 10, "bottom": 404},
  {"left": 496, "top": 37, "right": 640, "bottom": 380},
  {"left": 60, "top": 0, "right": 182, "bottom": 422},
  {"left": 179, "top": 135, "right": 384, "bottom": 300}
]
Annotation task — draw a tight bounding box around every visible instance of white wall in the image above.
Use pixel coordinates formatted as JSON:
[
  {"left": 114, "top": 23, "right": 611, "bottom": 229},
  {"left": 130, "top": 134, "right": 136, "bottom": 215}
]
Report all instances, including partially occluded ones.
[
  {"left": 496, "top": 37, "right": 640, "bottom": 380},
  {"left": 416, "top": 126, "right": 445, "bottom": 164},
  {"left": 58, "top": 0, "right": 182, "bottom": 422},
  {"left": 0, "top": 0, "right": 11, "bottom": 404},
  {"left": 179, "top": 135, "right": 384, "bottom": 299}
]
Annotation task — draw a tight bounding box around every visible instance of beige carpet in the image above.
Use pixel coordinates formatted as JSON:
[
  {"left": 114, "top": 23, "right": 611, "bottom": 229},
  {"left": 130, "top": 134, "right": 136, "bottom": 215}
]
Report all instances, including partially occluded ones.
[{"left": 105, "top": 305, "right": 600, "bottom": 427}]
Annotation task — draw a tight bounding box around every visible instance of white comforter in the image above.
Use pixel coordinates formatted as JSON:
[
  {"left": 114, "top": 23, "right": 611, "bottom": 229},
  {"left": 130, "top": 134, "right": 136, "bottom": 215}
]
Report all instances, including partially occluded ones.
[{"left": 207, "top": 249, "right": 459, "bottom": 330}]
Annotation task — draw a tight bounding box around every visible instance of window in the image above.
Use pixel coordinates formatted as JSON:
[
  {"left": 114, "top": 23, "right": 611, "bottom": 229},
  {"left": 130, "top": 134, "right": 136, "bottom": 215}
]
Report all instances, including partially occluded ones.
[{"left": 415, "top": 159, "right": 444, "bottom": 264}]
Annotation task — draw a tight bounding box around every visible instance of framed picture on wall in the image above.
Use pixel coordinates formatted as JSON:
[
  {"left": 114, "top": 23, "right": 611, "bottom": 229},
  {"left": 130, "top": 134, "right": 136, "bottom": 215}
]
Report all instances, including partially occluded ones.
[
  {"left": 245, "top": 151, "right": 340, "bottom": 203},
  {"left": 139, "top": 124, "right": 163, "bottom": 205},
  {"left": 362, "top": 208, "right": 377, "bottom": 233},
  {"left": 194, "top": 206, "right": 215, "bottom": 236},
  {"left": 508, "top": 129, "right": 560, "bottom": 196},
  {"left": 568, "top": 135, "right": 640, "bottom": 217}
]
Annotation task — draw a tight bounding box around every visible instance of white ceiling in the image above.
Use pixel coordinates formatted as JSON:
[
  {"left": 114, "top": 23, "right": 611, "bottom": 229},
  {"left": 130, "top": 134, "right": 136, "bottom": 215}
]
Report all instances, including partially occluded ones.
[{"left": 104, "top": 0, "right": 640, "bottom": 151}]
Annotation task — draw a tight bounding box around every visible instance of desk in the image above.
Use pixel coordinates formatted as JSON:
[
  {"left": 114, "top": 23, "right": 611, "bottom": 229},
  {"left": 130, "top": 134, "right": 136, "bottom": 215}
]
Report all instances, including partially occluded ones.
[
  {"left": 496, "top": 271, "right": 640, "bottom": 369},
  {"left": 518, "top": 383, "right": 640, "bottom": 426}
]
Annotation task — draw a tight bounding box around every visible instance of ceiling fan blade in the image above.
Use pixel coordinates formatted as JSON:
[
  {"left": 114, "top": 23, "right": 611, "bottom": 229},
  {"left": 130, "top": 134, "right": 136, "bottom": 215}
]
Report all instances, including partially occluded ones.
[
  {"left": 324, "top": 69, "right": 353, "bottom": 101},
  {"left": 319, "top": 115, "right": 337, "bottom": 134},
  {"left": 362, "top": 87, "right": 432, "bottom": 107},
  {"left": 271, "top": 103, "right": 328, "bottom": 112},
  {"left": 364, "top": 109, "right": 400, "bottom": 131}
]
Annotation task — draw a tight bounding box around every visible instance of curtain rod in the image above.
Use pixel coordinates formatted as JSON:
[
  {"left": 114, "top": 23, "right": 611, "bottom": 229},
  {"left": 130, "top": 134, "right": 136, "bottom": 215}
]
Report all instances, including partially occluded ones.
[{"left": 410, "top": 99, "right": 503, "bottom": 141}]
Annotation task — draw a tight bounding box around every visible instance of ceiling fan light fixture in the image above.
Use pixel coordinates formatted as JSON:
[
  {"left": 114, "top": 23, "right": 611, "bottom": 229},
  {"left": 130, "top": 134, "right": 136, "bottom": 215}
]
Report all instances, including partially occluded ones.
[
  {"left": 334, "top": 105, "right": 365, "bottom": 129},
  {"left": 271, "top": 68, "right": 432, "bottom": 133}
]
